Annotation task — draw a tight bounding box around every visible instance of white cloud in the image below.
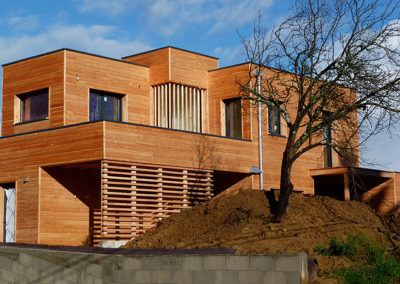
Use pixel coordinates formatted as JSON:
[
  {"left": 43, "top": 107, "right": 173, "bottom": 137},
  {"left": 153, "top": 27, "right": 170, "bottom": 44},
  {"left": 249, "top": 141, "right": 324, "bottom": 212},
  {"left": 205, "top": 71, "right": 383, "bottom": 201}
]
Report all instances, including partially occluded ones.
[
  {"left": 213, "top": 45, "right": 244, "bottom": 66},
  {"left": 75, "top": 0, "right": 136, "bottom": 16},
  {"left": 8, "top": 15, "right": 39, "bottom": 31},
  {"left": 0, "top": 24, "right": 152, "bottom": 65},
  {"left": 73, "top": 0, "right": 274, "bottom": 37},
  {"left": 142, "top": 0, "right": 274, "bottom": 37}
]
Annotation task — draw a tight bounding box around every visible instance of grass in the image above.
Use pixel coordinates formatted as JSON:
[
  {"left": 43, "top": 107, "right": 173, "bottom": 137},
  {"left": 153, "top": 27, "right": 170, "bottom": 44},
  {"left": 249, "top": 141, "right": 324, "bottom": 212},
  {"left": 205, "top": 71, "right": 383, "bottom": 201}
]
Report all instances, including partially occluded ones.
[{"left": 313, "top": 232, "right": 400, "bottom": 284}]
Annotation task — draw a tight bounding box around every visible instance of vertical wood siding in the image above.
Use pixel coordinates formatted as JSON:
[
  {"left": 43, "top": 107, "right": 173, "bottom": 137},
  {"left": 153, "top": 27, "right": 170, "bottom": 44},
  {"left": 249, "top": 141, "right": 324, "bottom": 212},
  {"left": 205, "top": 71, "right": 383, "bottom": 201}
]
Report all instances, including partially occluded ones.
[{"left": 153, "top": 83, "right": 203, "bottom": 132}]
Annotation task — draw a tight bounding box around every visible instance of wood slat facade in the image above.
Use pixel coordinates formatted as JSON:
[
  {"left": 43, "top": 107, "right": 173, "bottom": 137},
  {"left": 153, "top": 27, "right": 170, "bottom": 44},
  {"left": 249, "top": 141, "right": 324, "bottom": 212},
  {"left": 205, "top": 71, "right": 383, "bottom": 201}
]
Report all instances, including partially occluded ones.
[
  {"left": 100, "top": 160, "right": 212, "bottom": 242},
  {"left": 0, "top": 46, "right": 397, "bottom": 247}
]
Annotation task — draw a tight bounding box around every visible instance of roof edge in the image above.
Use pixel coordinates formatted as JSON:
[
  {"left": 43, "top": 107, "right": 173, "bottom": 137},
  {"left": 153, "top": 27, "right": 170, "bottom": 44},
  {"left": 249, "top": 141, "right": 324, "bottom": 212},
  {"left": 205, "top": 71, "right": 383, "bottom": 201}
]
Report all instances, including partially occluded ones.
[
  {"left": 2, "top": 48, "right": 150, "bottom": 68},
  {"left": 122, "top": 46, "right": 219, "bottom": 60},
  {"left": 208, "top": 62, "right": 250, "bottom": 72}
]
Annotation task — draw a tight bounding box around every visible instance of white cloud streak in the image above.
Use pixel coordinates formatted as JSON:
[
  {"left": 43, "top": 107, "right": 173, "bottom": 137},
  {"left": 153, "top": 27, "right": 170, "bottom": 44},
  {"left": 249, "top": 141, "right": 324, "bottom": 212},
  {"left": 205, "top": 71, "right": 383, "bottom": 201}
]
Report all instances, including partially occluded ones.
[
  {"left": 75, "top": 0, "right": 135, "bottom": 16},
  {"left": 0, "top": 24, "right": 152, "bottom": 65},
  {"left": 74, "top": 0, "right": 274, "bottom": 37},
  {"left": 8, "top": 15, "right": 39, "bottom": 32},
  {"left": 143, "top": 0, "right": 273, "bottom": 37},
  {"left": 213, "top": 45, "right": 244, "bottom": 66}
]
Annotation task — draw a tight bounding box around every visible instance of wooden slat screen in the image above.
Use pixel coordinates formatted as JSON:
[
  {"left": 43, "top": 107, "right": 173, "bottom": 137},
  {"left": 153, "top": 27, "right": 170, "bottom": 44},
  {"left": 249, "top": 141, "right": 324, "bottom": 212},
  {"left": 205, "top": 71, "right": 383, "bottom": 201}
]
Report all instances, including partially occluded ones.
[
  {"left": 92, "top": 209, "right": 102, "bottom": 246},
  {"left": 99, "top": 160, "right": 213, "bottom": 242},
  {"left": 154, "top": 83, "right": 203, "bottom": 133}
]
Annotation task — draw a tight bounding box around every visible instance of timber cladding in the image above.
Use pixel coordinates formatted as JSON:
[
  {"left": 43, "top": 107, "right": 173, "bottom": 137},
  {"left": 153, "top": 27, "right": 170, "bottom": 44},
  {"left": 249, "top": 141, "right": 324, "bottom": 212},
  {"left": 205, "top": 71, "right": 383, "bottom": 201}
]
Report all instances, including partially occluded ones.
[
  {"left": 1, "top": 49, "right": 151, "bottom": 137},
  {"left": 0, "top": 122, "right": 104, "bottom": 244},
  {"left": 208, "top": 64, "right": 330, "bottom": 193},
  {"left": 0, "top": 120, "right": 255, "bottom": 245},
  {"left": 2, "top": 51, "right": 65, "bottom": 136},
  {"left": 123, "top": 47, "right": 219, "bottom": 88},
  {"left": 65, "top": 50, "right": 150, "bottom": 126},
  {"left": 2, "top": 45, "right": 396, "bottom": 246},
  {"left": 40, "top": 165, "right": 101, "bottom": 245},
  {"left": 103, "top": 121, "right": 258, "bottom": 173},
  {"left": 123, "top": 47, "right": 170, "bottom": 85},
  {"left": 100, "top": 160, "right": 213, "bottom": 242}
]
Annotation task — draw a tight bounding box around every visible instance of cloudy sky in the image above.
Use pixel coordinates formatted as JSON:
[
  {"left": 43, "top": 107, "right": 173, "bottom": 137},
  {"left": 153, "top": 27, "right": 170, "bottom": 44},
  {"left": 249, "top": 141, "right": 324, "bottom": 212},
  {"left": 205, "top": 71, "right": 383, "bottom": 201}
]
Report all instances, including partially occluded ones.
[{"left": 0, "top": 0, "right": 399, "bottom": 170}]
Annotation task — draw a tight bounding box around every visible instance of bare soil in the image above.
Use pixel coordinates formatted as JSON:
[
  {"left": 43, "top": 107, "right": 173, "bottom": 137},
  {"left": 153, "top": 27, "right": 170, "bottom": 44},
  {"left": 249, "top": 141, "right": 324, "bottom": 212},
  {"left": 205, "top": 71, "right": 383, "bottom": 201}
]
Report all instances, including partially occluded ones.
[{"left": 124, "top": 190, "right": 400, "bottom": 282}]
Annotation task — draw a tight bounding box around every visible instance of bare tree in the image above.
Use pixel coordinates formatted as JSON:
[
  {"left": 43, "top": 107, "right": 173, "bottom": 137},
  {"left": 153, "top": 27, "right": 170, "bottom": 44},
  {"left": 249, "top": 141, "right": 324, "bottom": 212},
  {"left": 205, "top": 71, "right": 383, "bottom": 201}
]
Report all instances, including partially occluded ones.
[{"left": 240, "top": 0, "right": 400, "bottom": 221}]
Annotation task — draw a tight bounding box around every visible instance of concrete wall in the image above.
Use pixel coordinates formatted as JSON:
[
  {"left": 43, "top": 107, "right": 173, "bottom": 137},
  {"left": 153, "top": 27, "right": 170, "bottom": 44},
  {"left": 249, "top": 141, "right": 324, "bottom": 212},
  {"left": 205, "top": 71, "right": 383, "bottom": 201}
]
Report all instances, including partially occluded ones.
[{"left": 0, "top": 246, "right": 308, "bottom": 284}]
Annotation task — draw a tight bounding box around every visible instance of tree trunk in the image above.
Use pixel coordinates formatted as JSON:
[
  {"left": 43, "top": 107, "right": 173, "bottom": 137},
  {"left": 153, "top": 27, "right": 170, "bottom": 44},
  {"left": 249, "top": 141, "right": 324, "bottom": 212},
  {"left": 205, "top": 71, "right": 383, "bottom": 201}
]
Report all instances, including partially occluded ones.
[{"left": 275, "top": 148, "right": 294, "bottom": 222}]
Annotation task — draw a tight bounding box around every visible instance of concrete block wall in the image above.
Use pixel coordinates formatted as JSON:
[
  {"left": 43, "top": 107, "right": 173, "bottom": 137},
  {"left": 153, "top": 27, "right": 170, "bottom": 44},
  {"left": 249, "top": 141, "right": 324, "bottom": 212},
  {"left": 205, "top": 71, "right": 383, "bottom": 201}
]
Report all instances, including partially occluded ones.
[{"left": 0, "top": 246, "right": 308, "bottom": 283}]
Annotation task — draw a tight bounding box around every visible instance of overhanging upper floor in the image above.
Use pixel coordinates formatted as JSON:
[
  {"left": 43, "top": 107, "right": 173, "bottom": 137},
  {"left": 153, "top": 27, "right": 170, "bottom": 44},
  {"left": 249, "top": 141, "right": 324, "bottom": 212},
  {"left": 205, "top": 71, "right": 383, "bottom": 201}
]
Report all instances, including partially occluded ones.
[{"left": 0, "top": 120, "right": 258, "bottom": 178}]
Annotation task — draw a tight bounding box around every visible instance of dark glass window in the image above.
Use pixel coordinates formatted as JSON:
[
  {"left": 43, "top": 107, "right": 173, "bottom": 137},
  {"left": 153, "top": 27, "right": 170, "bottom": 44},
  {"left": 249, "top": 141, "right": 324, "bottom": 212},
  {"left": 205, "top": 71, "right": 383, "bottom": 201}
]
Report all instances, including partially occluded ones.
[
  {"left": 19, "top": 88, "right": 49, "bottom": 122},
  {"left": 224, "top": 98, "right": 242, "bottom": 139},
  {"left": 268, "top": 105, "right": 281, "bottom": 135},
  {"left": 89, "top": 90, "right": 122, "bottom": 121}
]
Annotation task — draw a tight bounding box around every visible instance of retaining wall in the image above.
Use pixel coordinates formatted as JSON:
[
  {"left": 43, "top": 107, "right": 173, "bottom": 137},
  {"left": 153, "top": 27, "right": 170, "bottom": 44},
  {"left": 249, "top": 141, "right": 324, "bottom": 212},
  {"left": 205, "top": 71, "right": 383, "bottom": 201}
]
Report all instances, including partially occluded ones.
[{"left": 0, "top": 246, "right": 308, "bottom": 283}]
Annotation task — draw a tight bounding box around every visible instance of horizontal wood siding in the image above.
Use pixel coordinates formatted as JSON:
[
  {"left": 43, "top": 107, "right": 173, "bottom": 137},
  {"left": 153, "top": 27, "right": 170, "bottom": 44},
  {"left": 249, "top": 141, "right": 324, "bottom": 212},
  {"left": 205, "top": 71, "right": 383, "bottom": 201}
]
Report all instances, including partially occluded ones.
[
  {"left": 104, "top": 122, "right": 258, "bottom": 173},
  {"left": 170, "top": 48, "right": 218, "bottom": 89},
  {"left": 40, "top": 167, "right": 100, "bottom": 245},
  {"left": 0, "top": 122, "right": 105, "bottom": 243},
  {"left": 2, "top": 51, "right": 65, "bottom": 136},
  {"left": 208, "top": 65, "right": 348, "bottom": 193},
  {"left": 208, "top": 64, "right": 252, "bottom": 139},
  {"left": 65, "top": 51, "right": 150, "bottom": 125},
  {"left": 122, "top": 48, "right": 170, "bottom": 86},
  {"left": 123, "top": 47, "right": 218, "bottom": 88}
]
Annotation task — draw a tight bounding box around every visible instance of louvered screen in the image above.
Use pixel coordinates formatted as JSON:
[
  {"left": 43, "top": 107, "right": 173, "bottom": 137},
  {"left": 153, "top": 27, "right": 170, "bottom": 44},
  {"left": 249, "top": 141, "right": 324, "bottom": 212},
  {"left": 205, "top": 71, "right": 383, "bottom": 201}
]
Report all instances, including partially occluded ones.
[{"left": 98, "top": 160, "right": 213, "bottom": 242}]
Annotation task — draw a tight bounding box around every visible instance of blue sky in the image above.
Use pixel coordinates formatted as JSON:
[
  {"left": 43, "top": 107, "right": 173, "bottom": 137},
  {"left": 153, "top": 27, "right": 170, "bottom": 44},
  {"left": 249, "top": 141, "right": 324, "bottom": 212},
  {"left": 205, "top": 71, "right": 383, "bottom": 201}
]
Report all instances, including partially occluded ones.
[{"left": 0, "top": 0, "right": 399, "bottom": 170}]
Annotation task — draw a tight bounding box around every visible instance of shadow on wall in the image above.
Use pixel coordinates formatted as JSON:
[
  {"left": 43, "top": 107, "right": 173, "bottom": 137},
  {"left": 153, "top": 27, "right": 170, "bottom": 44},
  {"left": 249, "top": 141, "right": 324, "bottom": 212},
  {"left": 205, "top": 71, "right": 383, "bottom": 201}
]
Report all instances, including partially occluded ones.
[
  {"left": 213, "top": 171, "right": 251, "bottom": 196},
  {"left": 42, "top": 162, "right": 101, "bottom": 245}
]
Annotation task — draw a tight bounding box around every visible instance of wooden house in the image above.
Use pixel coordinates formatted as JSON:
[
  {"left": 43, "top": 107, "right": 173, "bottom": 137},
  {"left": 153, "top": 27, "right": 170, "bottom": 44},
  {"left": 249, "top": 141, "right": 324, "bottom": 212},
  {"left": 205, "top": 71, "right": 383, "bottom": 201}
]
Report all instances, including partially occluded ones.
[{"left": 0, "top": 46, "right": 398, "bottom": 246}]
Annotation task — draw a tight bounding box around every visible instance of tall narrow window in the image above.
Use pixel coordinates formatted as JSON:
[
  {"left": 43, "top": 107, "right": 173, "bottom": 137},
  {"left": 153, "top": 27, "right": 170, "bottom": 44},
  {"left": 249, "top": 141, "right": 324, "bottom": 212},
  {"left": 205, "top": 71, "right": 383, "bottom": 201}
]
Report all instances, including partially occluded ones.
[
  {"left": 323, "top": 112, "right": 333, "bottom": 167},
  {"left": 268, "top": 105, "right": 281, "bottom": 135},
  {"left": 18, "top": 88, "right": 49, "bottom": 122},
  {"left": 224, "top": 98, "right": 242, "bottom": 139},
  {"left": 153, "top": 83, "right": 203, "bottom": 133},
  {"left": 89, "top": 90, "right": 122, "bottom": 121}
]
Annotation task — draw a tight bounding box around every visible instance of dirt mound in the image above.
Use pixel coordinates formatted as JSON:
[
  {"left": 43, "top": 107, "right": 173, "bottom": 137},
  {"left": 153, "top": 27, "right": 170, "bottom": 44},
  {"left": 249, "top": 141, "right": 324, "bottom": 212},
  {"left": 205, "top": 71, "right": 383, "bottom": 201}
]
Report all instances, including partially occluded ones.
[{"left": 124, "top": 190, "right": 395, "bottom": 278}]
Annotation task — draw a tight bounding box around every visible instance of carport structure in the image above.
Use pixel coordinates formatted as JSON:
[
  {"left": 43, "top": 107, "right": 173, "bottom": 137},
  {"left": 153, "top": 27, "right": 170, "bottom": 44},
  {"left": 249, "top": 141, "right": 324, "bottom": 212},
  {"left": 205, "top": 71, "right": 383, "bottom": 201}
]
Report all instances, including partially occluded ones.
[{"left": 311, "top": 167, "right": 400, "bottom": 214}]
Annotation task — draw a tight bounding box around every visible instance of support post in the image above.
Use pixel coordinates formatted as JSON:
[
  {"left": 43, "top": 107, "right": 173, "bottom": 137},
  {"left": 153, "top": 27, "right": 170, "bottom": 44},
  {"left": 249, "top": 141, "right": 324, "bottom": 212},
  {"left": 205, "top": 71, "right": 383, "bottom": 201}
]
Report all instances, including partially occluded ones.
[
  {"left": 256, "top": 70, "right": 264, "bottom": 191},
  {"left": 344, "top": 172, "right": 350, "bottom": 201}
]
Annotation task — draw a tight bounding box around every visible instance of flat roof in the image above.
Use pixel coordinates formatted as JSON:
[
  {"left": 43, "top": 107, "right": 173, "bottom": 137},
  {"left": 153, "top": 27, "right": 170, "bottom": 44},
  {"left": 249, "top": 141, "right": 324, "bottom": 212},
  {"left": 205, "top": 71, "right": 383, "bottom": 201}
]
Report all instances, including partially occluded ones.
[
  {"left": 122, "top": 46, "right": 219, "bottom": 60},
  {"left": 310, "top": 166, "right": 397, "bottom": 178},
  {"left": 2, "top": 48, "right": 149, "bottom": 68}
]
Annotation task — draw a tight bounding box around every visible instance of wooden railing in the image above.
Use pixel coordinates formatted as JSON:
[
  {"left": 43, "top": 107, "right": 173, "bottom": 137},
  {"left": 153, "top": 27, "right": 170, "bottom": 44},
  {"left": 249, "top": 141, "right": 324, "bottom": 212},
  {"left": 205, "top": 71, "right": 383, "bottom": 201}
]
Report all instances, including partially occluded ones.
[{"left": 97, "top": 160, "right": 213, "bottom": 243}]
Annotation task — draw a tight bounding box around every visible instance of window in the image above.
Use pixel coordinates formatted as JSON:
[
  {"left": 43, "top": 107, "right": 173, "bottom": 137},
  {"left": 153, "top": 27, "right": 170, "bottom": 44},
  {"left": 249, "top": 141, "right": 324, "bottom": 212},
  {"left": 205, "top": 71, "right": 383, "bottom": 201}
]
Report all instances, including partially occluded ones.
[
  {"left": 224, "top": 98, "right": 242, "bottom": 139},
  {"left": 89, "top": 90, "right": 122, "bottom": 121},
  {"left": 153, "top": 83, "right": 203, "bottom": 132},
  {"left": 268, "top": 105, "right": 281, "bottom": 135},
  {"left": 18, "top": 88, "right": 49, "bottom": 122}
]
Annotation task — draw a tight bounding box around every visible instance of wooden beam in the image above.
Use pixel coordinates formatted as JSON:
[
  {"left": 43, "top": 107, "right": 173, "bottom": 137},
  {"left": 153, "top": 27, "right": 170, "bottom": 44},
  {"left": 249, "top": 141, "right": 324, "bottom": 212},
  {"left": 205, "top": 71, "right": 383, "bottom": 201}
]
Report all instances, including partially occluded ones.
[
  {"left": 310, "top": 167, "right": 349, "bottom": 177},
  {"left": 344, "top": 172, "right": 350, "bottom": 201}
]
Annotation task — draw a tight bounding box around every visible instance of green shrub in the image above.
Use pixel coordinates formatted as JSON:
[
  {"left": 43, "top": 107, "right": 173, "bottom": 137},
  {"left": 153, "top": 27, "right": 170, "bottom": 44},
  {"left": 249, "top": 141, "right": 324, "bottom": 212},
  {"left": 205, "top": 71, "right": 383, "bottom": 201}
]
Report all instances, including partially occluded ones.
[
  {"left": 334, "top": 258, "right": 400, "bottom": 284},
  {"left": 313, "top": 232, "right": 400, "bottom": 284}
]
